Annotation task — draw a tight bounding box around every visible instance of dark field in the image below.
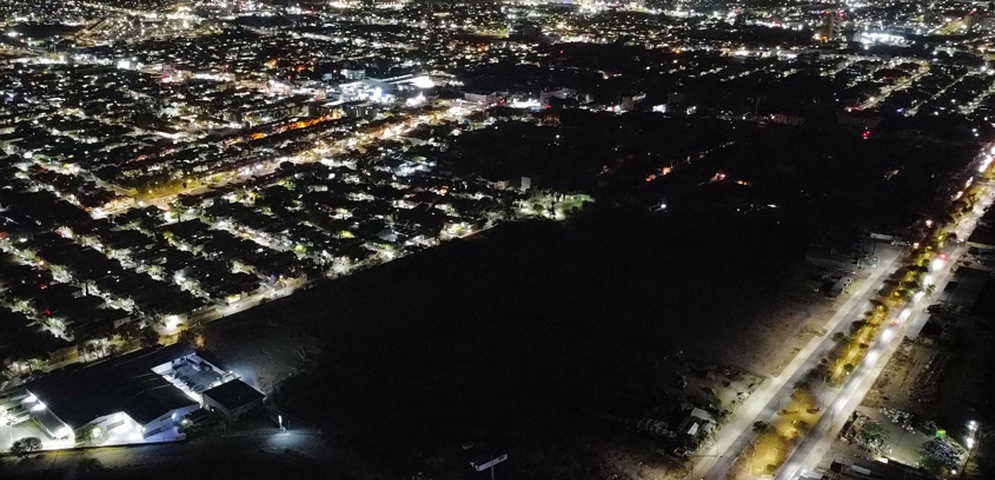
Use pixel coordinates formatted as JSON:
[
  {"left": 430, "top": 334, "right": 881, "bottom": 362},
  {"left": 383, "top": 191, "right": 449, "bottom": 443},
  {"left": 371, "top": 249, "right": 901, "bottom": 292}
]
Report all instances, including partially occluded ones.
[{"left": 199, "top": 205, "right": 827, "bottom": 478}]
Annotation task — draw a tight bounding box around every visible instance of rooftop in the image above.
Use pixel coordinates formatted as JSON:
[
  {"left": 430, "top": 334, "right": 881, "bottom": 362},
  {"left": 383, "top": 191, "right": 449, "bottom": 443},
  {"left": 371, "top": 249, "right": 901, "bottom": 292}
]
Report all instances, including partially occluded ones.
[
  {"left": 25, "top": 344, "right": 197, "bottom": 427},
  {"left": 202, "top": 379, "right": 264, "bottom": 410},
  {"left": 940, "top": 267, "right": 991, "bottom": 310}
]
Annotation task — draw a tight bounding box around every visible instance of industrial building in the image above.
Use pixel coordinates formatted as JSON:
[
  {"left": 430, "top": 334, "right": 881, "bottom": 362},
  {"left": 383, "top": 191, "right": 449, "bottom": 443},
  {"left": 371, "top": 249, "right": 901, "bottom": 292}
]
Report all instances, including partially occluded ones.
[
  {"left": 202, "top": 379, "right": 265, "bottom": 421},
  {"left": 1, "top": 343, "right": 263, "bottom": 448}
]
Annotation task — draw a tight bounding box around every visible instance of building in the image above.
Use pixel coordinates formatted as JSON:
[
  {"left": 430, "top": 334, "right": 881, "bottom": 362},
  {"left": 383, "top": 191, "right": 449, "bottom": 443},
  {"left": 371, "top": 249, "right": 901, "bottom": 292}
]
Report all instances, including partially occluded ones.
[
  {"left": 341, "top": 68, "right": 366, "bottom": 81},
  {"left": 19, "top": 344, "right": 200, "bottom": 443},
  {"left": 463, "top": 90, "right": 502, "bottom": 105},
  {"left": 815, "top": 11, "right": 845, "bottom": 42},
  {"left": 202, "top": 379, "right": 264, "bottom": 421},
  {"left": 824, "top": 274, "right": 855, "bottom": 298},
  {"left": 939, "top": 267, "right": 991, "bottom": 311},
  {"left": 806, "top": 242, "right": 873, "bottom": 271},
  {"left": 8, "top": 343, "right": 255, "bottom": 446},
  {"left": 829, "top": 458, "right": 932, "bottom": 479},
  {"left": 677, "top": 407, "right": 716, "bottom": 437},
  {"left": 967, "top": 208, "right": 995, "bottom": 252}
]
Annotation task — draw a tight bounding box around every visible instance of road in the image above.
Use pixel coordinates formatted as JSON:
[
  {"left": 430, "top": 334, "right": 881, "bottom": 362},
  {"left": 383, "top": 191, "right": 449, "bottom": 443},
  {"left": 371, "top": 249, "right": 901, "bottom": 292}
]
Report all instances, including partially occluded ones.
[
  {"left": 776, "top": 181, "right": 995, "bottom": 480},
  {"left": 686, "top": 140, "right": 995, "bottom": 480},
  {"left": 683, "top": 246, "right": 903, "bottom": 480},
  {"left": 2, "top": 427, "right": 332, "bottom": 478},
  {"left": 855, "top": 63, "right": 928, "bottom": 112}
]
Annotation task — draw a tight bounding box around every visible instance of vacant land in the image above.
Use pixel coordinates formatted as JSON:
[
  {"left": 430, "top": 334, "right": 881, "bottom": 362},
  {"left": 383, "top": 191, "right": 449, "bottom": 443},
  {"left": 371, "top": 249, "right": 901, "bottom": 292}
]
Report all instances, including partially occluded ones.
[{"left": 191, "top": 205, "right": 840, "bottom": 478}]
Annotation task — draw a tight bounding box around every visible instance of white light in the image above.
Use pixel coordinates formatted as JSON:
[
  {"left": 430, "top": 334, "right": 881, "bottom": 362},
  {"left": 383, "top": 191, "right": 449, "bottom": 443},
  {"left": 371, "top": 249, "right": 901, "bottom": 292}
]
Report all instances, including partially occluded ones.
[
  {"left": 931, "top": 258, "right": 945, "bottom": 271},
  {"left": 405, "top": 93, "right": 426, "bottom": 107},
  {"left": 165, "top": 315, "right": 180, "bottom": 331},
  {"left": 980, "top": 156, "right": 993, "bottom": 173},
  {"left": 510, "top": 98, "right": 540, "bottom": 109},
  {"left": 25, "top": 393, "right": 37, "bottom": 403},
  {"left": 411, "top": 76, "right": 435, "bottom": 89},
  {"left": 31, "top": 401, "right": 47, "bottom": 412}
]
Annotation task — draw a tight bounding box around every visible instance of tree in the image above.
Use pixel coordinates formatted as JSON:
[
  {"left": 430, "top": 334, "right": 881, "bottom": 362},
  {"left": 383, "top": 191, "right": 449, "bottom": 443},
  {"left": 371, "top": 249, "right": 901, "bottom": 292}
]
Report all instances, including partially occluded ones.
[
  {"left": 179, "top": 324, "right": 205, "bottom": 349},
  {"left": 832, "top": 332, "right": 848, "bottom": 344},
  {"left": 140, "top": 328, "right": 160, "bottom": 348},
  {"left": 849, "top": 320, "right": 868, "bottom": 335},
  {"left": 842, "top": 363, "right": 856, "bottom": 375},
  {"left": 752, "top": 421, "right": 770, "bottom": 434},
  {"left": 76, "top": 458, "right": 107, "bottom": 480},
  {"left": 10, "top": 437, "right": 42, "bottom": 458}
]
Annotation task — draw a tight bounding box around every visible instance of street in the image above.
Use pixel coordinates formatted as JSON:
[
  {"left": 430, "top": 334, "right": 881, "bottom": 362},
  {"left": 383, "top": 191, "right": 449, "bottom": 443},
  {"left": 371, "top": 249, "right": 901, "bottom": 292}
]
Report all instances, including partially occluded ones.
[
  {"left": 2, "top": 427, "right": 332, "bottom": 478},
  {"left": 776, "top": 182, "right": 995, "bottom": 479},
  {"left": 683, "top": 246, "right": 903, "bottom": 480},
  {"left": 685, "top": 138, "right": 995, "bottom": 480}
]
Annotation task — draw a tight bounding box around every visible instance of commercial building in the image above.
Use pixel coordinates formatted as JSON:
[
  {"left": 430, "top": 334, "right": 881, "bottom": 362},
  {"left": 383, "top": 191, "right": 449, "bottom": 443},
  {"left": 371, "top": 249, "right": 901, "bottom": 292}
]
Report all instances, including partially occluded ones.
[
  {"left": 13, "top": 345, "right": 198, "bottom": 444},
  {"left": 6, "top": 344, "right": 256, "bottom": 446},
  {"left": 202, "top": 379, "right": 265, "bottom": 421}
]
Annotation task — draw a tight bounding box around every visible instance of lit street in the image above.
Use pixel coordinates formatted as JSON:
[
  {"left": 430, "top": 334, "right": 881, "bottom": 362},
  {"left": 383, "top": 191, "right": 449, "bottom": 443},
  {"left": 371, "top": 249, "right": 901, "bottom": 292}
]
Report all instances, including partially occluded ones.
[{"left": 683, "top": 247, "right": 903, "bottom": 480}]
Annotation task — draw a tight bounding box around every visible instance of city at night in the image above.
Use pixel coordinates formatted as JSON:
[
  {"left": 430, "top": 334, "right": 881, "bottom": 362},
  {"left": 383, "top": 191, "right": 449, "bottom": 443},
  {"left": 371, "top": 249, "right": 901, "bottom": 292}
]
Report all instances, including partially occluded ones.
[{"left": 1, "top": 0, "right": 995, "bottom": 479}]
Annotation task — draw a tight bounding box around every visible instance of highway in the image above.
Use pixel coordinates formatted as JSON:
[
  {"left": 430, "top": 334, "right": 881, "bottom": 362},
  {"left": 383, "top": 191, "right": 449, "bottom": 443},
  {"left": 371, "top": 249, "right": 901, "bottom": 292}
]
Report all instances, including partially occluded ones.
[
  {"left": 776, "top": 180, "right": 995, "bottom": 480},
  {"left": 685, "top": 141, "right": 995, "bottom": 480},
  {"left": 683, "top": 246, "right": 903, "bottom": 480}
]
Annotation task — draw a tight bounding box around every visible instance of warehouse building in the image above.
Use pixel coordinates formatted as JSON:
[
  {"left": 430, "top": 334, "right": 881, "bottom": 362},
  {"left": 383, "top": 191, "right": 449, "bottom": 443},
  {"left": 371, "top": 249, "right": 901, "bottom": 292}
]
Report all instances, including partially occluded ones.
[
  {"left": 202, "top": 379, "right": 265, "bottom": 421},
  {"left": 8, "top": 343, "right": 258, "bottom": 447},
  {"left": 21, "top": 344, "right": 200, "bottom": 443}
]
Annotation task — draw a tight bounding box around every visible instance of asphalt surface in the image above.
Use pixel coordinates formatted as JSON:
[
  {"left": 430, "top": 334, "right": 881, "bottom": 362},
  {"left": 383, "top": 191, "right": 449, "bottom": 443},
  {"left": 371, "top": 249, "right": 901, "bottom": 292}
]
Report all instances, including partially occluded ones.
[
  {"left": 2, "top": 428, "right": 332, "bottom": 478},
  {"left": 777, "top": 184, "right": 995, "bottom": 480},
  {"left": 687, "top": 149, "right": 995, "bottom": 480},
  {"left": 683, "top": 246, "right": 903, "bottom": 480}
]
